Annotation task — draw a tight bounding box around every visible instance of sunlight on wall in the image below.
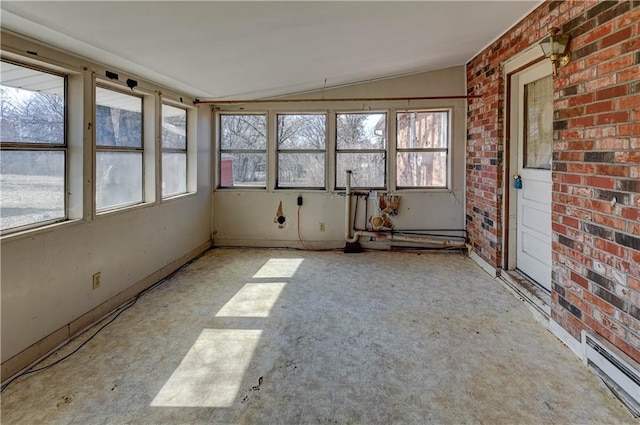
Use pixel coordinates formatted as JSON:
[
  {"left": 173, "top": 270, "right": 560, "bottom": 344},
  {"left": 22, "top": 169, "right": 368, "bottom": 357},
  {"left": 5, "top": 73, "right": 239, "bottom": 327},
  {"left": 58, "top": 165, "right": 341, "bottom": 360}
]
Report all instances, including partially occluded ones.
[
  {"left": 151, "top": 329, "right": 261, "bottom": 407},
  {"left": 252, "top": 258, "right": 303, "bottom": 278},
  {"left": 215, "top": 282, "right": 287, "bottom": 317}
]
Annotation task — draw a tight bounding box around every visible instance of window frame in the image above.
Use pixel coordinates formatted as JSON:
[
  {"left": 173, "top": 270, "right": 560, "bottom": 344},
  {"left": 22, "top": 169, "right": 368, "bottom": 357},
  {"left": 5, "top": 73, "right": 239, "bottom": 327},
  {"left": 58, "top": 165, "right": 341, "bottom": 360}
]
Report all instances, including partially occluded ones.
[
  {"left": 276, "top": 112, "right": 327, "bottom": 190},
  {"left": 0, "top": 59, "right": 68, "bottom": 235},
  {"left": 161, "top": 102, "right": 188, "bottom": 199},
  {"left": 334, "top": 111, "right": 387, "bottom": 190},
  {"left": 94, "top": 83, "right": 145, "bottom": 213},
  {"left": 395, "top": 109, "right": 451, "bottom": 190}
]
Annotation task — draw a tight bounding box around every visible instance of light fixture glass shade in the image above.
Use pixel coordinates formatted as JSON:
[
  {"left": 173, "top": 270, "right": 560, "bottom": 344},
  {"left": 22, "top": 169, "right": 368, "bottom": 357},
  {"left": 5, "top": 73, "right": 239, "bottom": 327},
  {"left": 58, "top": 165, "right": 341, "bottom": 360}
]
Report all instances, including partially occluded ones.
[
  {"left": 539, "top": 28, "right": 570, "bottom": 57},
  {"left": 539, "top": 36, "right": 553, "bottom": 57}
]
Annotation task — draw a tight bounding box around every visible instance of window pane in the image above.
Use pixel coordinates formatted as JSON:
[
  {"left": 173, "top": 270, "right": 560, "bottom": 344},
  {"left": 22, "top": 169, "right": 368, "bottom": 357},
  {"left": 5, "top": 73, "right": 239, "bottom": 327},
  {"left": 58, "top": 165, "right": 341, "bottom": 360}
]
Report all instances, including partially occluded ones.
[
  {"left": 1, "top": 62, "right": 64, "bottom": 144},
  {"left": 277, "top": 114, "right": 326, "bottom": 150},
  {"left": 96, "top": 151, "right": 142, "bottom": 210},
  {"left": 96, "top": 87, "right": 142, "bottom": 148},
  {"left": 162, "top": 104, "right": 186, "bottom": 150},
  {"left": 220, "top": 114, "right": 267, "bottom": 150},
  {"left": 396, "top": 151, "right": 447, "bottom": 187},
  {"left": 397, "top": 111, "right": 448, "bottom": 149},
  {"left": 337, "top": 113, "right": 385, "bottom": 149},
  {"left": 0, "top": 150, "right": 65, "bottom": 230},
  {"left": 221, "top": 153, "right": 266, "bottom": 187},
  {"left": 336, "top": 153, "right": 385, "bottom": 188},
  {"left": 162, "top": 152, "right": 187, "bottom": 197},
  {"left": 524, "top": 75, "right": 553, "bottom": 170},
  {"left": 278, "top": 153, "right": 325, "bottom": 187}
]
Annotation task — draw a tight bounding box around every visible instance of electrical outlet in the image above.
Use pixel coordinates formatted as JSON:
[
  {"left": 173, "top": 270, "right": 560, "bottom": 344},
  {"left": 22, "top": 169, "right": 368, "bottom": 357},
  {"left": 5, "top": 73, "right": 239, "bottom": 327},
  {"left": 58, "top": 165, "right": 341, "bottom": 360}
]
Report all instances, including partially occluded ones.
[
  {"left": 319, "top": 222, "right": 325, "bottom": 231},
  {"left": 92, "top": 272, "right": 101, "bottom": 290}
]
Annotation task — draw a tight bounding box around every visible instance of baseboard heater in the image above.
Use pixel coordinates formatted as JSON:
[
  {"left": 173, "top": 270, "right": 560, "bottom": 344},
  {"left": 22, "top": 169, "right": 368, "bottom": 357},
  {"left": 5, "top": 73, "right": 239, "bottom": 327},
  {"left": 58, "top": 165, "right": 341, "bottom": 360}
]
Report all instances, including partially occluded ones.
[{"left": 582, "top": 331, "right": 640, "bottom": 417}]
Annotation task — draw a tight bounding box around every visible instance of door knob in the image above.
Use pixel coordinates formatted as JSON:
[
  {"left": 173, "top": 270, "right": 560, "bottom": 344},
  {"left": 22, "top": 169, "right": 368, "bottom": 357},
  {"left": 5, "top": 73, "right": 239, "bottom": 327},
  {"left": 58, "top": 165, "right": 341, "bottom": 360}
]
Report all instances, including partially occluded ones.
[{"left": 513, "top": 174, "right": 522, "bottom": 189}]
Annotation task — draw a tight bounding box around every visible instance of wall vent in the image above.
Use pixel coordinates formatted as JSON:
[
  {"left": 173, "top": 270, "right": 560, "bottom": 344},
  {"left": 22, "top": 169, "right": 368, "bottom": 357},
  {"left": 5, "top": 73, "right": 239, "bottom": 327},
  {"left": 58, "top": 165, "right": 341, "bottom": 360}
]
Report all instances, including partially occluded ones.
[{"left": 582, "top": 331, "right": 640, "bottom": 417}]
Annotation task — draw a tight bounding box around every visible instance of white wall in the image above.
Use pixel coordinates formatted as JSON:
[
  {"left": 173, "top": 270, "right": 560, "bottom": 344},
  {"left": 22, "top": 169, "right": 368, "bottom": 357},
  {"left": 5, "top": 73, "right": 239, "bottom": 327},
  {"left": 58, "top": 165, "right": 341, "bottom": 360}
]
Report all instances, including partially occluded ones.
[
  {"left": 0, "top": 33, "right": 212, "bottom": 374},
  {"left": 212, "top": 67, "right": 467, "bottom": 248}
]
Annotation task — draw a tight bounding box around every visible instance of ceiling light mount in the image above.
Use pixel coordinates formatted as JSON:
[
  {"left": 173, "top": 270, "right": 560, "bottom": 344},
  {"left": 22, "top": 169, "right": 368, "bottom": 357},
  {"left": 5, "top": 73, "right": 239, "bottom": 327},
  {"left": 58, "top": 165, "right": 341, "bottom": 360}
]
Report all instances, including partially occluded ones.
[{"left": 539, "top": 27, "right": 571, "bottom": 76}]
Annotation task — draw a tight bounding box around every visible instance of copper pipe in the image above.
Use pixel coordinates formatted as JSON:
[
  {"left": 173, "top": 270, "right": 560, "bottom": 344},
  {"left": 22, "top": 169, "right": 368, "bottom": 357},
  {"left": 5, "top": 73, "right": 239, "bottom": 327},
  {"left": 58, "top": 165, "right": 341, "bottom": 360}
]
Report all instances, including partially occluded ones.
[{"left": 195, "top": 94, "right": 480, "bottom": 105}]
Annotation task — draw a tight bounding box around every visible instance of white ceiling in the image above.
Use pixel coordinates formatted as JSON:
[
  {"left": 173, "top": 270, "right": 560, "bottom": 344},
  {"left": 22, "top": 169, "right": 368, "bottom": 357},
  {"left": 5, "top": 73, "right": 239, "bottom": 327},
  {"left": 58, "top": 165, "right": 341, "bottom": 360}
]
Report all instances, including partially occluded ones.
[{"left": 1, "top": 1, "right": 540, "bottom": 100}]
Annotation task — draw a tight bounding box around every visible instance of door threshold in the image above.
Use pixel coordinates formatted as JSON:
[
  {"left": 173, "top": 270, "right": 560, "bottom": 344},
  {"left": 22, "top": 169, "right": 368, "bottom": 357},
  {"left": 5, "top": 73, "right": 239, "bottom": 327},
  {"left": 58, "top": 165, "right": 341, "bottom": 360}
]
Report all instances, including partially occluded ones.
[{"left": 499, "top": 270, "right": 551, "bottom": 324}]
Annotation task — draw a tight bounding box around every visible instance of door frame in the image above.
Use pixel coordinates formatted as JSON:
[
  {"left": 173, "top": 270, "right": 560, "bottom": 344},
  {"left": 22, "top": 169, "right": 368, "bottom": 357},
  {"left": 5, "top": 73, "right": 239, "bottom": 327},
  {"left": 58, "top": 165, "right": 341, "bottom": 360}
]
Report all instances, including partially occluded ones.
[{"left": 502, "top": 46, "right": 552, "bottom": 272}]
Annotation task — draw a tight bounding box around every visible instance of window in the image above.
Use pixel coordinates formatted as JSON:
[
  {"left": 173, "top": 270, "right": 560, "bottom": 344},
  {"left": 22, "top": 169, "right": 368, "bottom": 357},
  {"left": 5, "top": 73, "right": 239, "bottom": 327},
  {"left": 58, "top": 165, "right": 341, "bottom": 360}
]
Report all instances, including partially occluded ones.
[
  {"left": 219, "top": 114, "right": 267, "bottom": 188},
  {"left": 277, "top": 114, "right": 326, "bottom": 188},
  {"left": 95, "top": 86, "right": 143, "bottom": 211},
  {"left": 336, "top": 112, "right": 386, "bottom": 188},
  {"left": 0, "top": 60, "right": 66, "bottom": 232},
  {"left": 162, "top": 104, "right": 187, "bottom": 197},
  {"left": 396, "top": 110, "right": 449, "bottom": 188}
]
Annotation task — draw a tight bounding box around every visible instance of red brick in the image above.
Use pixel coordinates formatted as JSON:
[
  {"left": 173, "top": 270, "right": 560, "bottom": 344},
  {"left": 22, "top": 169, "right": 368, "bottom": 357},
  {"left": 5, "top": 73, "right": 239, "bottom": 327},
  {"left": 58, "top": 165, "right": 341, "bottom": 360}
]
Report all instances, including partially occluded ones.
[
  {"left": 585, "top": 176, "right": 615, "bottom": 189},
  {"left": 595, "top": 138, "right": 629, "bottom": 150},
  {"left": 596, "top": 85, "right": 628, "bottom": 101},
  {"left": 596, "top": 111, "right": 629, "bottom": 125},
  {"left": 571, "top": 271, "right": 589, "bottom": 289},
  {"left": 593, "top": 213, "right": 626, "bottom": 231},
  {"left": 584, "top": 315, "right": 614, "bottom": 342},
  {"left": 618, "top": 66, "right": 640, "bottom": 83},
  {"left": 579, "top": 21, "right": 614, "bottom": 44},
  {"left": 594, "top": 238, "right": 626, "bottom": 259},
  {"left": 570, "top": 115, "right": 595, "bottom": 127},
  {"left": 585, "top": 46, "right": 619, "bottom": 67},
  {"left": 585, "top": 100, "right": 613, "bottom": 115},
  {"left": 615, "top": 151, "right": 640, "bottom": 163},
  {"left": 620, "top": 36, "right": 640, "bottom": 55},
  {"left": 561, "top": 173, "right": 583, "bottom": 184},
  {"left": 593, "top": 164, "right": 629, "bottom": 177},
  {"left": 614, "top": 7, "right": 640, "bottom": 29},
  {"left": 618, "top": 95, "right": 640, "bottom": 110},
  {"left": 553, "top": 222, "right": 567, "bottom": 235},
  {"left": 558, "top": 106, "right": 585, "bottom": 119},
  {"left": 601, "top": 27, "right": 634, "bottom": 48},
  {"left": 620, "top": 207, "right": 640, "bottom": 221},
  {"left": 568, "top": 292, "right": 593, "bottom": 316},
  {"left": 570, "top": 92, "right": 596, "bottom": 106},
  {"left": 613, "top": 336, "right": 640, "bottom": 365},
  {"left": 563, "top": 216, "right": 580, "bottom": 229}
]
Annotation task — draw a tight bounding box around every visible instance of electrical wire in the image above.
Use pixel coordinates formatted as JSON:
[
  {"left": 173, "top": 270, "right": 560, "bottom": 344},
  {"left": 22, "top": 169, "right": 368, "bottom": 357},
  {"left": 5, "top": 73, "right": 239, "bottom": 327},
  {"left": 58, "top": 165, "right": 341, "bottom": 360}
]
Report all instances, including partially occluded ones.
[{"left": 0, "top": 249, "right": 208, "bottom": 394}]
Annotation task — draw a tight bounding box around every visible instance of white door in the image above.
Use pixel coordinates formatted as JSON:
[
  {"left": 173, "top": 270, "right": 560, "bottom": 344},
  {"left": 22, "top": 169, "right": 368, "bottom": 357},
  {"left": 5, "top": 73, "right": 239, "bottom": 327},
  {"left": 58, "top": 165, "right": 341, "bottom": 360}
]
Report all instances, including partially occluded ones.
[{"left": 511, "top": 62, "right": 553, "bottom": 292}]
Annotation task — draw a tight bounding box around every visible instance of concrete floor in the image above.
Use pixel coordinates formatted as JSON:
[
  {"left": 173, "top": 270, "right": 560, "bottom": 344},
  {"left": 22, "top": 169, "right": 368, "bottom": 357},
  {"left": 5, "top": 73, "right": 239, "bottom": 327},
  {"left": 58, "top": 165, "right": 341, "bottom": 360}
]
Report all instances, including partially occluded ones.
[{"left": 0, "top": 247, "right": 634, "bottom": 424}]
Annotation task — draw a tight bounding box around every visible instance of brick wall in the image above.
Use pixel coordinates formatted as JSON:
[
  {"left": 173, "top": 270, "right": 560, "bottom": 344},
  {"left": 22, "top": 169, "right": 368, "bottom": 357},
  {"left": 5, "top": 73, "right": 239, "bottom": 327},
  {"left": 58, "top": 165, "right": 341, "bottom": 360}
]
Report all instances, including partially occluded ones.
[{"left": 466, "top": 0, "right": 640, "bottom": 363}]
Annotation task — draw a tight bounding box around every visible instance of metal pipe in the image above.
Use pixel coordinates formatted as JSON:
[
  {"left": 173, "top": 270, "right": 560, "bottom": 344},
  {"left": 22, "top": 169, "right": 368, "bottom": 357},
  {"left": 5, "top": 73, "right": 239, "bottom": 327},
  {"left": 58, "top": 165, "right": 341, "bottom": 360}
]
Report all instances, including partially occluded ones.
[
  {"left": 198, "top": 94, "right": 479, "bottom": 105},
  {"left": 345, "top": 170, "right": 359, "bottom": 243}
]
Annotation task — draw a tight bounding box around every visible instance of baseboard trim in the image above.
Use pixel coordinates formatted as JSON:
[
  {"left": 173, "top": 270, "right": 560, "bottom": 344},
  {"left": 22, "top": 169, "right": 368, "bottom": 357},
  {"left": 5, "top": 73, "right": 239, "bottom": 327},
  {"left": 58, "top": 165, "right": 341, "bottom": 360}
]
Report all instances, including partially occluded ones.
[
  {"left": 550, "top": 319, "right": 584, "bottom": 360},
  {"left": 468, "top": 251, "right": 498, "bottom": 277},
  {"left": 1, "top": 240, "right": 212, "bottom": 383}
]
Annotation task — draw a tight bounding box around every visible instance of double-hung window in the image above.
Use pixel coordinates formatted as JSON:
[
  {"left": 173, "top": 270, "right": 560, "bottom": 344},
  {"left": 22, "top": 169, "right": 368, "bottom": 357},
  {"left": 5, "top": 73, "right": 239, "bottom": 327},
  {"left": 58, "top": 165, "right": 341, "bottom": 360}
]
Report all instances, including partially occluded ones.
[
  {"left": 277, "top": 114, "right": 326, "bottom": 188},
  {"left": 219, "top": 114, "right": 267, "bottom": 188},
  {"left": 95, "top": 86, "right": 143, "bottom": 211},
  {"left": 0, "top": 60, "right": 66, "bottom": 233},
  {"left": 396, "top": 110, "right": 449, "bottom": 188},
  {"left": 161, "top": 104, "right": 187, "bottom": 198},
  {"left": 336, "top": 112, "right": 386, "bottom": 189}
]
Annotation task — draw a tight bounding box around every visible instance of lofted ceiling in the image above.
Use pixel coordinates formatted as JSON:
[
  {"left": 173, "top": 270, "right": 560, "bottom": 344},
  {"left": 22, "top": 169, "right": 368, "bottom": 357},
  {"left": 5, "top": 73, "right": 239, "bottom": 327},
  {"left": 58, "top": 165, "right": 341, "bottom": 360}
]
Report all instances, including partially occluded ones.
[{"left": 1, "top": 1, "right": 540, "bottom": 100}]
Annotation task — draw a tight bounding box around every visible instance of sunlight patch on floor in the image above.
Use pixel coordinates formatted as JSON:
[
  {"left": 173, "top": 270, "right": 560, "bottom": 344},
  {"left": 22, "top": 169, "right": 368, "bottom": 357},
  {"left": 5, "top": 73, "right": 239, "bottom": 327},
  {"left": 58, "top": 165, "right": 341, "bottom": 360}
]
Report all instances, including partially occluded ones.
[
  {"left": 252, "top": 258, "right": 304, "bottom": 278},
  {"left": 215, "top": 282, "right": 287, "bottom": 317},
  {"left": 151, "top": 329, "right": 261, "bottom": 407}
]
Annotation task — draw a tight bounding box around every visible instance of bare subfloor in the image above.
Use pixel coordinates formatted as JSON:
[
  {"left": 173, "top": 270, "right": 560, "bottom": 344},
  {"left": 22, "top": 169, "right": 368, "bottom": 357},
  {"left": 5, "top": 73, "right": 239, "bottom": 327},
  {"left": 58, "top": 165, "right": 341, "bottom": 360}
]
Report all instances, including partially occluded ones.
[{"left": 1, "top": 248, "right": 634, "bottom": 424}]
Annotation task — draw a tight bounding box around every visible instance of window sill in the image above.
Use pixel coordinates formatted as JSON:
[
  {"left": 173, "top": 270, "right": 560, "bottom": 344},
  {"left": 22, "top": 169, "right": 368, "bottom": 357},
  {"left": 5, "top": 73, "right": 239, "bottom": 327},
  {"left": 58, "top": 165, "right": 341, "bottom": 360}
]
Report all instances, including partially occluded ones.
[
  {"left": 1, "top": 218, "right": 85, "bottom": 244},
  {"left": 161, "top": 191, "right": 198, "bottom": 203}
]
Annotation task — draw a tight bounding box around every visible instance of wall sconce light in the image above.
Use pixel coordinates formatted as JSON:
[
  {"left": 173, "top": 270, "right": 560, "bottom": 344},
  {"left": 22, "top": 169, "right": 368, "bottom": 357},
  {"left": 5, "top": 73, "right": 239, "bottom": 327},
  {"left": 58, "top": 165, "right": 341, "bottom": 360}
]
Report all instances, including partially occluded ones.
[{"left": 539, "top": 27, "right": 571, "bottom": 76}]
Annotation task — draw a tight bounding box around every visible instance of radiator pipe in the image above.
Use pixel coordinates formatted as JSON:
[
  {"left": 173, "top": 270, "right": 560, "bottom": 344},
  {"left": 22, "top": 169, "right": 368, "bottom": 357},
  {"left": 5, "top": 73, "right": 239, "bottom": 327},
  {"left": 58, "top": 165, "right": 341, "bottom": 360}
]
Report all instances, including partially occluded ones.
[{"left": 345, "top": 170, "right": 465, "bottom": 248}]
